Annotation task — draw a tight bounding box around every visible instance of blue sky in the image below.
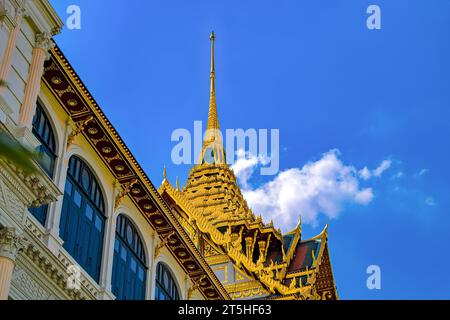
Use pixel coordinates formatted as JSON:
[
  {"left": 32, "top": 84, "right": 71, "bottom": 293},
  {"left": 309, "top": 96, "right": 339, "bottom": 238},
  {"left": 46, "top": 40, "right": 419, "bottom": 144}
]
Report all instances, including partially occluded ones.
[{"left": 50, "top": 0, "right": 450, "bottom": 299}]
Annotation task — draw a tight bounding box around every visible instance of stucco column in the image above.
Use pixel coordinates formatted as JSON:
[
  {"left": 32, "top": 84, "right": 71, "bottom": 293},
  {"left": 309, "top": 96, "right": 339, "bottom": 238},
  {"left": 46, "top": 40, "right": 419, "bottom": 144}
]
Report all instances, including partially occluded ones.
[
  {"left": 0, "top": 227, "right": 26, "bottom": 300},
  {"left": 0, "top": 7, "right": 25, "bottom": 93},
  {"left": 18, "top": 32, "right": 54, "bottom": 129}
]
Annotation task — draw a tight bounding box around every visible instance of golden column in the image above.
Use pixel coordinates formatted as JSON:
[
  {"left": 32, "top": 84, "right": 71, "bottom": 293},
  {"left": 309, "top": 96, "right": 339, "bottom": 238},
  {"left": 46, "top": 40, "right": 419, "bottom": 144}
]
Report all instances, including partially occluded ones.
[
  {"left": 18, "top": 32, "right": 54, "bottom": 128},
  {"left": 0, "top": 5, "right": 26, "bottom": 93},
  {"left": 0, "top": 227, "right": 26, "bottom": 300}
]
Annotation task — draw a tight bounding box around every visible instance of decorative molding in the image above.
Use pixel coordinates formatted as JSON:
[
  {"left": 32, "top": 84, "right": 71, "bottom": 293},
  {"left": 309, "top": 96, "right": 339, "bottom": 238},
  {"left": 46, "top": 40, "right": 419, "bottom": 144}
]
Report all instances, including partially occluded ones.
[
  {"left": 0, "top": 156, "right": 61, "bottom": 211},
  {"left": 114, "top": 179, "right": 138, "bottom": 210},
  {"left": 187, "top": 275, "right": 206, "bottom": 300},
  {"left": 0, "top": 227, "right": 27, "bottom": 261},
  {"left": 11, "top": 266, "right": 55, "bottom": 300},
  {"left": 66, "top": 116, "right": 94, "bottom": 148},
  {"left": 0, "top": 177, "right": 27, "bottom": 227},
  {"left": 35, "top": 32, "right": 53, "bottom": 50},
  {"left": 34, "top": 32, "right": 54, "bottom": 61},
  {"left": 154, "top": 231, "right": 176, "bottom": 259}
]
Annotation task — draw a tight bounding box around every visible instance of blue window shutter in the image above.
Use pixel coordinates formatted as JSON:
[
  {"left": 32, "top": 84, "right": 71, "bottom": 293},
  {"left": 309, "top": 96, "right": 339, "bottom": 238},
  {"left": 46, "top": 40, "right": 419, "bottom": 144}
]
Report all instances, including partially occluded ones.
[
  {"left": 111, "top": 215, "right": 147, "bottom": 300},
  {"left": 64, "top": 199, "right": 80, "bottom": 257},
  {"left": 59, "top": 194, "right": 70, "bottom": 238},
  {"left": 60, "top": 158, "right": 106, "bottom": 284}
]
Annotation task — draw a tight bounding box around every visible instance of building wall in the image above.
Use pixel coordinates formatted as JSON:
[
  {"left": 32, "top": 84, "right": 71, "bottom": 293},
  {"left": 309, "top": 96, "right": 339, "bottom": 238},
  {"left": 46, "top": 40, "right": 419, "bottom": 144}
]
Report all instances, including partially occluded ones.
[{"left": 0, "top": 0, "right": 204, "bottom": 301}]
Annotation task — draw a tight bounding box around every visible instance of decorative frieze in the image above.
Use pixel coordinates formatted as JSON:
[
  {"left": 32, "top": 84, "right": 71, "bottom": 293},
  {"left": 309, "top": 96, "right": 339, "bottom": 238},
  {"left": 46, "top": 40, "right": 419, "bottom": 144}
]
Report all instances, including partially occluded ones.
[
  {"left": 12, "top": 267, "right": 55, "bottom": 300},
  {"left": 0, "top": 179, "right": 26, "bottom": 219}
]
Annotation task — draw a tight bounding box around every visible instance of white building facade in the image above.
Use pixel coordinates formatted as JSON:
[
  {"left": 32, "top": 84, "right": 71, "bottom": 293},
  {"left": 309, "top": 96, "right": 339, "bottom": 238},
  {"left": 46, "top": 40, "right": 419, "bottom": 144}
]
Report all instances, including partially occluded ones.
[{"left": 0, "top": 0, "right": 228, "bottom": 301}]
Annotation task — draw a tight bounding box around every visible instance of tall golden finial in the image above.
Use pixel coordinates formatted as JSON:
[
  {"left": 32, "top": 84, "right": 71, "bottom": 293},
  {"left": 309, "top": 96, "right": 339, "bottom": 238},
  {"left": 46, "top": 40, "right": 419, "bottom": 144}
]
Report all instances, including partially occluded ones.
[
  {"left": 210, "top": 31, "right": 215, "bottom": 90},
  {"left": 207, "top": 31, "right": 219, "bottom": 131},
  {"left": 198, "top": 31, "right": 226, "bottom": 165}
]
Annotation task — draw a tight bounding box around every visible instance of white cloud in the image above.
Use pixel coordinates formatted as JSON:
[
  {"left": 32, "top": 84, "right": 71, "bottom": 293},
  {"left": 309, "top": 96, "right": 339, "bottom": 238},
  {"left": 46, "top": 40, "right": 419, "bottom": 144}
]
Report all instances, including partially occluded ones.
[
  {"left": 231, "top": 150, "right": 259, "bottom": 189},
  {"left": 359, "top": 167, "right": 372, "bottom": 180},
  {"left": 232, "top": 149, "right": 380, "bottom": 232},
  {"left": 358, "top": 160, "right": 392, "bottom": 180},
  {"left": 418, "top": 169, "right": 429, "bottom": 176},
  {"left": 374, "top": 160, "right": 392, "bottom": 177}
]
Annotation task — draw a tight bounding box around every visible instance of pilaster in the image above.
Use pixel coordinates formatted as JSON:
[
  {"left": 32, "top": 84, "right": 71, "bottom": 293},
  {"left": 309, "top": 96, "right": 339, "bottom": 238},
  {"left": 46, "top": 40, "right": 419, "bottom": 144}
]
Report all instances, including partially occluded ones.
[
  {"left": 18, "top": 31, "right": 54, "bottom": 129},
  {"left": 0, "top": 227, "right": 27, "bottom": 300},
  {"left": 0, "top": 1, "right": 26, "bottom": 86}
]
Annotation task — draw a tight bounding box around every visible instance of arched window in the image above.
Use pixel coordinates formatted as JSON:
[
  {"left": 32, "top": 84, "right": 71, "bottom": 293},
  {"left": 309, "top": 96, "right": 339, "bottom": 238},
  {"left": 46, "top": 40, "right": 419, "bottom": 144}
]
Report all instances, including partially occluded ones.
[
  {"left": 111, "top": 215, "right": 147, "bottom": 300},
  {"left": 32, "top": 102, "right": 56, "bottom": 177},
  {"left": 155, "top": 263, "right": 180, "bottom": 300},
  {"left": 59, "top": 156, "right": 105, "bottom": 282},
  {"left": 29, "top": 102, "right": 57, "bottom": 225}
]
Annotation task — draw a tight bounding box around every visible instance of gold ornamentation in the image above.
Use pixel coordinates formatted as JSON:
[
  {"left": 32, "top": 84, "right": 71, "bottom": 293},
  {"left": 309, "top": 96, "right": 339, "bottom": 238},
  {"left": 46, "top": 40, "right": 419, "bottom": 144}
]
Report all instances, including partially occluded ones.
[
  {"left": 51, "top": 76, "right": 62, "bottom": 85},
  {"left": 87, "top": 127, "right": 98, "bottom": 135},
  {"left": 188, "top": 275, "right": 207, "bottom": 299},
  {"left": 114, "top": 179, "right": 138, "bottom": 210},
  {"left": 66, "top": 116, "right": 94, "bottom": 148},
  {"left": 154, "top": 231, "right": 176, "bottom": 258},
  {"left": 55, "top": 85, "right": 76, "bottom": 98},
  {"left": 67, "top": 99, "right": 78, "bottom": 107},
  {"left": 101, "top": 146, "right": 112, "bottom": 154}
]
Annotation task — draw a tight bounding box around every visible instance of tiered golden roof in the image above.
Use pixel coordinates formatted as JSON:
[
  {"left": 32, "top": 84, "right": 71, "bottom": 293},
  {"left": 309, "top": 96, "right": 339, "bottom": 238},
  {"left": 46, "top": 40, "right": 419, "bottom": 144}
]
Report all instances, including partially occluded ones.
[{"left": 159, "top": 33, "right": 338, "bottom": 300}]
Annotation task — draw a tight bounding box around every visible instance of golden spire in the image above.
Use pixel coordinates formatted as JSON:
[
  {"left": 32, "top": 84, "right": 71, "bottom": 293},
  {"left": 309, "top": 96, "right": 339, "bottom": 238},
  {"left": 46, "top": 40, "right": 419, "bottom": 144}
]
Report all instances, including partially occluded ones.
[
  {"left": 207, "top": 31, "right": 219, "bottom": 131},
  {"left": 198, "top": 31, "right": 226, "bottom": 165}
]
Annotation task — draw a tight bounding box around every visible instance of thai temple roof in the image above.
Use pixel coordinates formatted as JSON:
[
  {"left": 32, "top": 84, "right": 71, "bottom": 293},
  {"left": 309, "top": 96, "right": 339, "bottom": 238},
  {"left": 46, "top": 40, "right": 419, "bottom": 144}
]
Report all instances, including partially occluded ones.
[{"left": 158, "top": 32, "right": 338, "bottom": 300}]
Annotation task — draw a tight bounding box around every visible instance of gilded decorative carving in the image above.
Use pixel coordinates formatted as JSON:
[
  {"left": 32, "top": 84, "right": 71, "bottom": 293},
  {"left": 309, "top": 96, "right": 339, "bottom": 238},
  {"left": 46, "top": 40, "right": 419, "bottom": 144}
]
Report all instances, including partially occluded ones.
[
  {"left": 230, "top": 287, "right": 268, "bottom": 299},
  {"left": 114, "top": 179, "right": 138, "bottom": 210},
  {"left": 203, "top": 241, "right": 221, "bottom": 258},
  {"left": 187, "top": 275, "right": 207, "bottom": 299},
  {"left": 54, "top": 85, "right": 76, "bottom": 98},
  {"left": 154, "top": 231, "right": 176, "bottom": 259},
  {"left": 160, "top": 174, "right": 337, "bottom": 299},
  {"left": 66, "top": 116, "right": 94, "bottom": 148}
]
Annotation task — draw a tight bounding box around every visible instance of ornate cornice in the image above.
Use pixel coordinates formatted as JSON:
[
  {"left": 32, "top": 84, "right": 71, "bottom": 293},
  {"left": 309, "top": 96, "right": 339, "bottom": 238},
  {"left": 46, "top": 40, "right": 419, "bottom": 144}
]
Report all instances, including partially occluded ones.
[{"left": 0, "top": 157, "right": 61, "bottom": 208}]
